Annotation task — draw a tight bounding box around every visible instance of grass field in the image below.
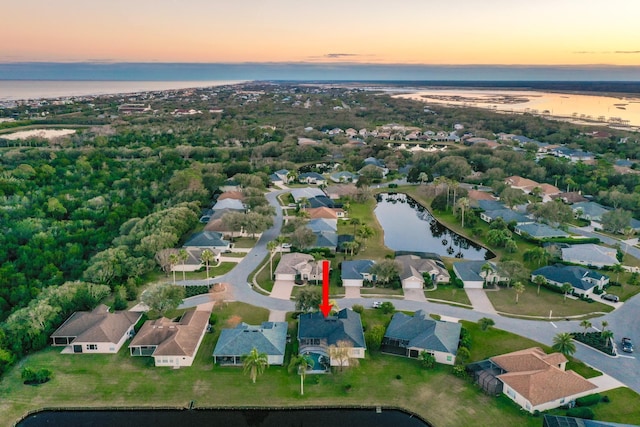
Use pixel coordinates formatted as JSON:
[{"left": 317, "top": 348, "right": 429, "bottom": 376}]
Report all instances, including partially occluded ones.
[
  {"left": 425, "top": 285, "right": 472, "bottom": 306},
  {"left": 486, "top": 284, "right": 613, "bottom": 318},
  {"left": 3, "top": 304, "right": 639, "bottom": 427}
]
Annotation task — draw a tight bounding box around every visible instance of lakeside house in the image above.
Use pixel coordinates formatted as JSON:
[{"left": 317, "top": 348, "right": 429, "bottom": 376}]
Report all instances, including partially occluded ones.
[
  {"left": 561, "top": 243, "right": 618, "bottom": 268},
  {"left": 129, "top": 303, "right": 212, "bottom": 368},
  {"left": 381, "top": 310, "right": 460, "bottom": 365},
  {"left": 396, "top": 254, "right": 450, "bottom": 288},
  {"left": 51, "top": 305, "right": 143, "bottom": 354},
  {"left": 452, "top": 261, "right": 508, "bottom": 289},
  {"left": 213, "top": 322, "right": 288, "bottom": 366}
]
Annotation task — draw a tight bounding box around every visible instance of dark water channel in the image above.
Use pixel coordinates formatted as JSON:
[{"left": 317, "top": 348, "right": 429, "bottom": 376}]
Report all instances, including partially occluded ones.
[
  {"left": 374, "top": 193, "right": 491, "bottom": 260},
  {"left": 17, "top": 408, "right": 432, "bottom": 427}
]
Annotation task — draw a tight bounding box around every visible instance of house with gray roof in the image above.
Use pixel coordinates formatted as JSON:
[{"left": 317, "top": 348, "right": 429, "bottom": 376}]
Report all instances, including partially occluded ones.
[
  {"left": 213, "top": 322, "right": 288, "bottom": 366},
  {"left": 183, "top": 231, "right": 230, "bottom": 252},
  {"left": 51, "top": 304, "right": 143, "bottom": 354},
  {"left": 532, "top": 265, "right": 609, "bottom": 297},
  {"left": 307, "top": 218, "right": 337, "bottom": 233},
  {"left": 561, "top": 243, "right": 618, "bottom": 268},
  {"left": 212, "top": 198, "right": 245, "bottom": 212},
  {"left": 341, "top": 259, "right": 375, "bottom": 287},
  {"left": 396, "top": 254, "right": 450, "bottom": 289},
  {"left": 382, "top": 310, "right": 461, "bottom": 365},
  {"left": 307, "top": 195, "right": 335, "bottom": 209},
  {"left": 452, "top": 261, "right": 508, "bottom": 289},
  {"left": 298, "top": 172, "right": 326, "bottom": 185},
  {"left": 572, "top": 201, "right": 610, "bottom": 222},
  {"left": 298, "top": 308, "right": 366, "bottom": 371},
  {"left": 480, "top": 208, "right": 532, "bottom": 225},
  {"left": 274, "top": 253, "right": 325, "bottom": 282},
  {"left": 290, "top": 187, "right": 326, "bottom": 203},
  {"left": 311, "top": 231, "right": 338, "bottom": 252},
  {"left": 329, "top": 171, "right": 358, "bottom": 183},
  {"left": 514, "top": 223, "right": 569, "bottom": 240}
]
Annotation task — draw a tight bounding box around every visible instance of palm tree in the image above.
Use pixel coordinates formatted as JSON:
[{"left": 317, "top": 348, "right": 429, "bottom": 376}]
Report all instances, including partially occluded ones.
[
  {"left": 288, "top": 354, "right": 314, "bottom": 395},
  {"left": 243, "top": 347, "right": 269, "bottom": 384},
  {"left": 200, "top": 249, "right": 216, "bottom": 286},
  {"left": 356, "top": 225, "right": 374, "bottom": 248},
  {"left": 481, "top": 262, "right": 494, "bottom": 288},
  {"left": 552, "top": 332, "right": 576, "bottom": 357},
  {"left": 601, "top": 320, "right": 609, "bottom": 333},
  {"left": 343, "top": 240, "right": 359, "bottom": 257},
  {"left": 561, "top": 282, "right": 573, "bottom": 302},
  {"left": 601, "top": 330, "right": 614, "bottom": 347},
  {"left": 611, "top": 263, "right": 624, "bottom": 285},
  {"left": 533, "top": 275, "right": 546, "bottom": 296},
  {"left": 350, "top": 218, "right": 361, "bottom": 235},
  {"left": 456, "top": 197, "right": 470, "bottom": 228},
  {"left": 266, "top": 240, "right": 278, "bottom": 278},
  {"left": 513, "top": 281, "right": 525, "bottom": 304},
  {"left": 169, "top": 252, "right": 179, "bottom": 285},
  {"left": 580, "top": 319, "right": 592, "bottom": 336},
  {"left": 450, "top": 180, "right": 460, "bottom": 211},
  {"left": 178, "top": 248, "right": 189, "bottom": 281}
]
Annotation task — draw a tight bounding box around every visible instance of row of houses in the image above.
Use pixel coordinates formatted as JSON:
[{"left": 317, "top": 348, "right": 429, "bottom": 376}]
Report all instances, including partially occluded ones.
[{"left": 51, "top": 303, "right": 598, "bottom": 414}]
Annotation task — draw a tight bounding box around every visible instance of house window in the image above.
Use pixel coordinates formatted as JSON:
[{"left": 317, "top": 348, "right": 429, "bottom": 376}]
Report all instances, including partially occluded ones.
[
  {"left": 86, "top": 344, "right": 97, "bottom": 350},
  {"left": 447, "top": 356, "right": 452, "bottom": 362},
  {"left": 506, "top": 387, "right": 516, "bottom": 399}
]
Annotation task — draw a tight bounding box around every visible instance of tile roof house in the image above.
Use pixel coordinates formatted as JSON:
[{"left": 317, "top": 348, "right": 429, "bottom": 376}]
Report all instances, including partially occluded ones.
[
  {"left": 382, "top": 310, "right": 461, "bottom": 365},
  {"left": 572, "top": 202, "right": 610, "bottom": 222},
  {"left": 51, "top": 305, "right": 143, "bottom": 354},
  {"left": 491, "top": 347, "right": 597, "bottom": 413},
  {"left": 341, "top": 259, "right": 375, "bottom": 287},
  {"left": 217, "top": 191, "right": 245, "bottom": 201},
  {"left": 550, "top": 192, "right": 588, "bottom": 205},
  {"left": 129, "top": 303, "right": 213, "bottom": 368},
  {"left": 396, "top": 254, "right": 450, "bottom": 288},
  {"left": 274, "top": 252, "right": 326, "bottom": 282},
  {"left": 514, "top": 223, "right": 569, "bottom": 240},
  {"left": 452, "top": 261, "right": 508, "bottom": 289},
  {"left": 298, "top": 308, "right": 366, "bottom": 371},
  {"left": 531, "top": 265, "right": 609, "bottom": 297},
  {"left": 561, "top": 243, "right": 619, "bottom": 268},
  {"left": 213, "top": 321, "right": 288, "bottom": 366},
  {"left": 505, "top": 176, "right": 539, "bottom": 193},
  {"left": 324, "top": 184, "right": 358, "bottom": 200}
]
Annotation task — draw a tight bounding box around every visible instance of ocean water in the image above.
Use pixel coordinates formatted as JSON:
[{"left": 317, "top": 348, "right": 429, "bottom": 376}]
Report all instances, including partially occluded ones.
[{"left": 0, "top": 80, "right": 243, "bottom": 101}]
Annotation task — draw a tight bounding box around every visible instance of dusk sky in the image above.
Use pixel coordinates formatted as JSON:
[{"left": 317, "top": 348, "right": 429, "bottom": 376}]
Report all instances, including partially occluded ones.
[{"left": 2, "top": 0, "right": 640, "bottom": 66}]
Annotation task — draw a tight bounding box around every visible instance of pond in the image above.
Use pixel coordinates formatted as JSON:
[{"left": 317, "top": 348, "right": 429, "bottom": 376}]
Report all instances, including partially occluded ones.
[
  {"left": 18, "top": 408, "right": 432, "bottom": 427},
  {"left": 374, "top": 193, "right": 491, "bottom": 260}
]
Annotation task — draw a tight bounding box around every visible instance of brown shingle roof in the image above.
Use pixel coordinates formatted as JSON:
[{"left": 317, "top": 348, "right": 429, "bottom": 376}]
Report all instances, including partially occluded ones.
[
  {"left": 129, "top": 305, "right": 212, "bottom": 358},
  {"left": 217, "top": 191, "right": 244, "bottom": 201},
  {"left": 491, "top": 347, "right": 565, "bottom": 372},
  {"left": 51, "top": 304, "right": 142, "bottom": 344},
  {"left": 305, "top": 207, "right": 338, "bottom": 219}
]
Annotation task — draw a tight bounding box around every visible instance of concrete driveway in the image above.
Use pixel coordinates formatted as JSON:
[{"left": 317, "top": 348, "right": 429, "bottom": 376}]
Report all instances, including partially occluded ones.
[
  {"left": 403, "top": 288, "right": 426, "bottom": 302},
  {"left": 464, "top": 289, "right": 497, "bottom": 314},
  {"left": 270, "top": 280, "right": 295, "bottom": 300},
  {"left": 344, "top": 287, "right": 361, "bottom": 299}
]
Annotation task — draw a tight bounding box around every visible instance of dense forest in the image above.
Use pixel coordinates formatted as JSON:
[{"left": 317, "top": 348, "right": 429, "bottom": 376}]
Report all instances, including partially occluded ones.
[{"left": 0, "top": 82, "right": 638, "bottom": 375}]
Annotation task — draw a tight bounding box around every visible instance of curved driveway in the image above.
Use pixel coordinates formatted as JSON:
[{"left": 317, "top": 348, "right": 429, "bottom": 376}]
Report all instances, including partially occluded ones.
[{"left": 183, "top": 188, "right": 640, "bottom": 394}]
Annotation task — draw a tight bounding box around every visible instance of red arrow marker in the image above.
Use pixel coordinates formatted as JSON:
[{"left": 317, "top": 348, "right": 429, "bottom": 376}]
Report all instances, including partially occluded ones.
[{"left": 319, "top": 260, "right": 332, "bottom": 317}]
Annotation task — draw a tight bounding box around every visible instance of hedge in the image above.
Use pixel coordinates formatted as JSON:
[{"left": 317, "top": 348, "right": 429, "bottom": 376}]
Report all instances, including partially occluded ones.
[
  {"left": 576, "top": 393, "right": 601, "bottom": 407},
  {"left": 566, "top": 407, "right": 595, "bottom": 419}
]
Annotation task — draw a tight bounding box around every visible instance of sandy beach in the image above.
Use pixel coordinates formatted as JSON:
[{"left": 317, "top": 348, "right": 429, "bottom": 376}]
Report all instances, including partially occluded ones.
[{"left": 1, "top": 129, "right": 76, "bottom": 140}]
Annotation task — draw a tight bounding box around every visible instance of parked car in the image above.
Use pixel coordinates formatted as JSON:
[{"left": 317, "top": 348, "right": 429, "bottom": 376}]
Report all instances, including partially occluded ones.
[
  {"left": 622, "top": 337, "right": 634, "bottom": 353},
  {"left": 601, "top": 293, "right": 620, "bottom": 302},
  {"left": 372, "top": 301, "right": 382, "bottom": 309},
  {"left": 281, "top": 243, "right": 292, "bottom": 249}
]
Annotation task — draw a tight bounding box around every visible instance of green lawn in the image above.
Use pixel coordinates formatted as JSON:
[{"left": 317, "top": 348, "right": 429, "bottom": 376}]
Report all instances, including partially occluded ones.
[
  {"left": 486, "top": 284, "right": 613, "bottom": 318},
  {"left": 255, "top": 253, "right": 280, "bottom": 292},
  {"left": 5, "top": 305, "right": 640, "bottom": 427},
  {"left": 360, "top": 286, "right": 404, "bottom": 296},
  {"left": 425, "top": 284, "right": 472, "bottom": 306},
  {"left": 176, "top": 263, "right": 237, "bottom": 280},
  {"left": 232, "top": 237, "right": 258, "bottom": 248},
  {"left": 341, "top": 198, "right": 394, "bottom": 260}
]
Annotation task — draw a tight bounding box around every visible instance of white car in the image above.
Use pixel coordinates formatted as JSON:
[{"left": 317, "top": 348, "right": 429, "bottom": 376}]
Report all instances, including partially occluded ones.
[
  {"left": 281, "top": 243, "right": 292, "bottom": 249},
  {"left": 372, "top": 301, "right": 382, "bottom": 309}
]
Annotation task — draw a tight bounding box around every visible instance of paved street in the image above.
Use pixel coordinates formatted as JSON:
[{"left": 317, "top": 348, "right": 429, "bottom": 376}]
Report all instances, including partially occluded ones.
[{"left": 179, "top": 188, "right": 640, "bottom": 394}]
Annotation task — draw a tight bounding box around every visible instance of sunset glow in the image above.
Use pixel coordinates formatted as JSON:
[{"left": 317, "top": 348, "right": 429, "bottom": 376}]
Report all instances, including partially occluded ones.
[{"left": 1, "top": 0, "right": 639, "bottom": 65}]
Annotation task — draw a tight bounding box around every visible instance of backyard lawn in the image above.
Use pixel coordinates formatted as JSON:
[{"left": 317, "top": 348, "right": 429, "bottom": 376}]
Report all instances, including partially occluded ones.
[{"left": 3, "top": 304, "right": 640, "bottom": 427}]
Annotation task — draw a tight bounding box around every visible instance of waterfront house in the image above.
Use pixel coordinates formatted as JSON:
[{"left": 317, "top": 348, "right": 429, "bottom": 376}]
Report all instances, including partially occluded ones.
[
  {"left": 396, "top": 254, "right": 450, "bottom": 288},
  {"left": 452, "top": 261, "right": 508, "bottom": 289},
  {"left": 560, "top": 243, "right": 618, "bottom": 268},
  {"left": 213, "top": 322, "right": 287, "bottom": 366}
]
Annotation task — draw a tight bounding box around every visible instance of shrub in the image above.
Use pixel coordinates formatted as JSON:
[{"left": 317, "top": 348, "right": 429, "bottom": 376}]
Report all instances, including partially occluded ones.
[
  {"left": 209, "top": 313, "right": 218, "bottom": 325},
  {"left": 351, "top": 304, "right": 364, "bottom": 314},
  {"left": 576, "top": 393, "right": 601, "bottom": 407},
  {"left": 184, "top": 285, "right": 209, "bottom": 298},
  {"left": 602, "top": 395, "right": 610, "bottom": 403},
  {"left": 395, "top": 374, "right": 402, "bottom": 380},
  {"left": 566, "top": 407, "right": 594, "bottom": 419},
  {"left": 380, "top": 302, "right": 395, "bottom": 314},
  {"left": 21, "top": 367, "right": 53, "bottom": 385}
]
